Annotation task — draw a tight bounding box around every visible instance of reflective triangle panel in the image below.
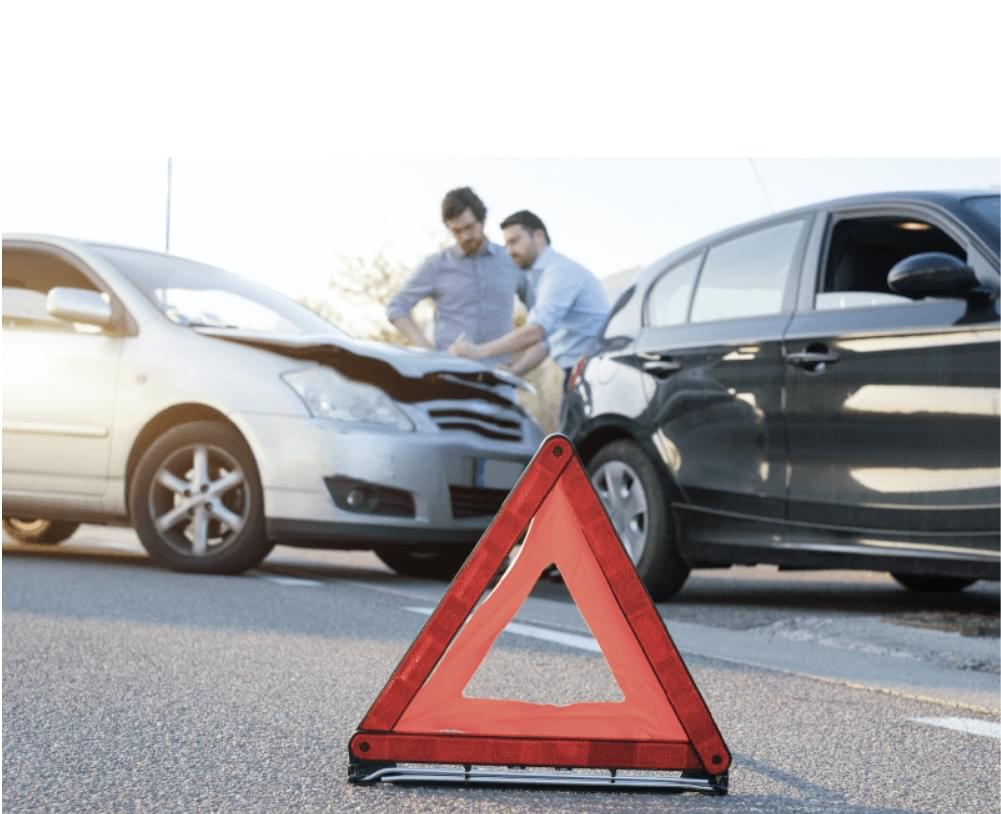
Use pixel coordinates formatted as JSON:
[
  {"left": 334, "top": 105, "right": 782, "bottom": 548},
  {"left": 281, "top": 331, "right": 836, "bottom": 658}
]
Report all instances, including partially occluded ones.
[{"left": 350, "top": 434, "right": 731, "bottom": 775}]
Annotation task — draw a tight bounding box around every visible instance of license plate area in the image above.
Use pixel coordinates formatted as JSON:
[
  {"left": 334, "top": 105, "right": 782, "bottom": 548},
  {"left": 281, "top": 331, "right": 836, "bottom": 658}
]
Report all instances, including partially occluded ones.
[{"left": 472, "top": 459, "right": 524, "bottom": 489}]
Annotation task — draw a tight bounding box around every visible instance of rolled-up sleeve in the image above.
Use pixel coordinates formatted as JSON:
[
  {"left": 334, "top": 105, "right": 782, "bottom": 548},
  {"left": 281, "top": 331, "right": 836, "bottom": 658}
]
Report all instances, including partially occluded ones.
[
  {"left": 526, "top": 271, "right": 574, "bottom": 338},
  {"left": 386, "top": 257, "right": 437, "bottom": 322}
]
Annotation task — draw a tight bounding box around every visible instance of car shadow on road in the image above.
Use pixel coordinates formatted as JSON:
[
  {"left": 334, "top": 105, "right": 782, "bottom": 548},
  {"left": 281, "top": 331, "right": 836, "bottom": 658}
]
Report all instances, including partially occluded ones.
[
  {"left": 2, "top": 543, "right": 441, "bottom": 643},
  {"left": 528, "top": 567, "right": 1000, "bottom": 638}
]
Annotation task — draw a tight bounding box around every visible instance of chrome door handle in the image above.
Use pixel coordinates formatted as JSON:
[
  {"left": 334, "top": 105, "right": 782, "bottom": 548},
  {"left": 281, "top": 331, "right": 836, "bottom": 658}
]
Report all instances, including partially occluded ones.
[
  {"left": 785, "top": 350, "right": 840, "bottom": 373},
  {"left": 642, "top": 359, "right": 682, "bottom": 373}
]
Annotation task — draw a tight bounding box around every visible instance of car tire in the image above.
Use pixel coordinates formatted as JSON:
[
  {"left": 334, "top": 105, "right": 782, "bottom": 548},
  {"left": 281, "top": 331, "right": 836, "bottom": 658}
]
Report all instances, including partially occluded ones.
[
  {"left": 129, "top": 421, "right": 273, "bottom": 574},
  {"left": 375, "top": 545, "right": 475, "bottom": 581},
  {"left": 891, "top": 573, "right": 977, "bottom": 593},
  {"left": 588, "top": 440, "right": 690, "bottom": 601},
  {"left": 2, "top": 517, "right": 80, "bottom": 544}
]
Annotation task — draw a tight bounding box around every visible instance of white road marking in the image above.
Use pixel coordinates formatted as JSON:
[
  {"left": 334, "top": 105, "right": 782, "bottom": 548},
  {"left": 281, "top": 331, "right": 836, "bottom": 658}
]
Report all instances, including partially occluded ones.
[
  {"left": 256, "top": 574, "right": 323, "bottom": 588},
  {"left": 909, "top": 717, "right": 1001, "bottom": 739},
  {"left": 404, "top": 606, "right": 600, "bottom": 653},
  {"left": 96, "top": 542, "right": 144, "bottom": 554}
]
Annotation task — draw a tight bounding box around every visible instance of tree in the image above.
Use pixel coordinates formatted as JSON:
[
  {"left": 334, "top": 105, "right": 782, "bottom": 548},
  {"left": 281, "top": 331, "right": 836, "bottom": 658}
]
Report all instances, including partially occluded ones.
[{"left": 300, "top": 250, "right": 431, "bottom": 344}]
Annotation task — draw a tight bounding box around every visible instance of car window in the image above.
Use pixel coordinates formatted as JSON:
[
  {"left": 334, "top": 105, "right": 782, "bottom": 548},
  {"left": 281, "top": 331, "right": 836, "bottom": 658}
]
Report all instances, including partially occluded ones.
[
  {"left": 603, "top": 285, "right": 642, "bottom": 339},
  {"left": 961, "top": 195, "right": 1000, "bottom": 246},
  {"left": 646, "top": 253, "right": 701, "bottom": 327},
  {"left": 690, "top": 219, "right": 805, "bottom": 323},
  {"left": 2, "top": 248, "right": 105, "bottom": 334},
  {"left": 817, "top": 215, "right": 967, "bottom": 311}
]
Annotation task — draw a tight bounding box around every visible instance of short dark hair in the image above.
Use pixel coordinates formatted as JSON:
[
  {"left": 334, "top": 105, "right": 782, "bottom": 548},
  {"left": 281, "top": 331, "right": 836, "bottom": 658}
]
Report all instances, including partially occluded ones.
[
  {"left": 441, "top": 187, "right": 487, "bottom": 224},
  {"left": 500, "top": 210, "right": 550, "bottom": 244}
]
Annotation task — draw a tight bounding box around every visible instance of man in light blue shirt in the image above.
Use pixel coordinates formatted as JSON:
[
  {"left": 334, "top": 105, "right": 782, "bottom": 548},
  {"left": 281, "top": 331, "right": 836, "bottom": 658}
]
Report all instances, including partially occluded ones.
[
  {"left": 450, "top": 210, "right": 609, "bottom": 380},
  {"left": 386, "top": 187, "right": 522, "bottom": 367}
]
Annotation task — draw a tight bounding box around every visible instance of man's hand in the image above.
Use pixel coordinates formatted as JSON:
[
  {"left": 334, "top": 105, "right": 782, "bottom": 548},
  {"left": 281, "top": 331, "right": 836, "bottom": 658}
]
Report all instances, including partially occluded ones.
[
  {"left": 449, "top": 334, "right": 482, "bottom": 359},
  {"left": 451, "top": 323, "right": 546, "bottom": 362}
]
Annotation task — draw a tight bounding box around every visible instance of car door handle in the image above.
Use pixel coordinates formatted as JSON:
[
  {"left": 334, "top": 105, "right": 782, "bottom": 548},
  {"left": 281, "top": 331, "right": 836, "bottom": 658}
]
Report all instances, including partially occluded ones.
[
  {"left": 640, "top": 354, "right": 682, "bottom": 374},
  {"left": 785, "top": 350, "right": 840, "bottom": 371}
]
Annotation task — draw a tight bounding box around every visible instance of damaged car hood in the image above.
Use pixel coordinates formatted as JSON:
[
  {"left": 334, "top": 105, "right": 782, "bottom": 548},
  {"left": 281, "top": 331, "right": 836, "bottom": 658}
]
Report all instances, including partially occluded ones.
[{"left": 195, "top": 328, "right": 533, "bottom": 408}]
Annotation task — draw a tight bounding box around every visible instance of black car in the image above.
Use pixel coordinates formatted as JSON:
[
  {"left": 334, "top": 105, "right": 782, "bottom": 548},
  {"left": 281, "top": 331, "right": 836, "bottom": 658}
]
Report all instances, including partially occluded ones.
[{"left": 562, "top": 191, "right": 1000, "bottom": 600}]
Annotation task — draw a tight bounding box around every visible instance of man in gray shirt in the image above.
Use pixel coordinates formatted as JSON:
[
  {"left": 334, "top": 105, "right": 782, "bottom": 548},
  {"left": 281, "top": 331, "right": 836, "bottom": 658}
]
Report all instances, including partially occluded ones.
[
  {"left": 386, "top": 187, "right": 522, "bottom": 366},
  {"left": 450, "top": 210, "right": 609, "bottom": 381}
]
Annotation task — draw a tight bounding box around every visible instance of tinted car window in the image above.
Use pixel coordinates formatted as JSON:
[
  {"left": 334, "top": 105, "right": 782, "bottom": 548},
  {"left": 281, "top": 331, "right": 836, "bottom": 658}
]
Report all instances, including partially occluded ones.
[
  {"left": 646, "top": 253, "right": 701, "bottom": 327},
  {"left": 962, "top": 195, "right": 1000, "bottom": 246},
  {"left": 690, "top": 219, "right": 804, "bottom": 323}
]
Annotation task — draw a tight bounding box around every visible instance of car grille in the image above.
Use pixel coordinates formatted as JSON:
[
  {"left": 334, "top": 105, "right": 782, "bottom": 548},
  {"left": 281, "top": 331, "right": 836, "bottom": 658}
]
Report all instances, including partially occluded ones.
[
  {"left": 449, "top": 485, "right": 511, "bottom": 519},
  {"left": 429, "top": 409, "right": 523, "bottom": 442}
]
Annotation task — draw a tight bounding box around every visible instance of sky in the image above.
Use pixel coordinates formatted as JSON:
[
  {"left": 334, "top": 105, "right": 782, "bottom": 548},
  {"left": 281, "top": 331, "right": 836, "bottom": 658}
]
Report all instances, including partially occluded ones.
[{"left": 2, "top": 159, "right": 998, "bottom": 306}]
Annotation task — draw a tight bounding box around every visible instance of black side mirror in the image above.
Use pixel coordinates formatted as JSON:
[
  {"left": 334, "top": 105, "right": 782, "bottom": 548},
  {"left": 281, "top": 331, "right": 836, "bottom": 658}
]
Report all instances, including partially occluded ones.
[{"left": 887, "top": 252, "right": 988, "bottom": 300}]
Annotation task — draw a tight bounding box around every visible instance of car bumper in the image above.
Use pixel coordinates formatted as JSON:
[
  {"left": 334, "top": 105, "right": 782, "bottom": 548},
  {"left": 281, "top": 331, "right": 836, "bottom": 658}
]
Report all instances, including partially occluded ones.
[{"left": 229, "top": 412, "right": 542, "bottom": 547}]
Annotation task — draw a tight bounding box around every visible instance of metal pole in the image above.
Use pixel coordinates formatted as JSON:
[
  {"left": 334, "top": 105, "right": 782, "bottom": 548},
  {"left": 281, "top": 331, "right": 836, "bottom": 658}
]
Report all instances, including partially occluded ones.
[
  {"left": 165, "top": 157, "right": 173, "bottom": 252},
  {"left": 747, "top": 158, "right": 774, "bottom": 213}
]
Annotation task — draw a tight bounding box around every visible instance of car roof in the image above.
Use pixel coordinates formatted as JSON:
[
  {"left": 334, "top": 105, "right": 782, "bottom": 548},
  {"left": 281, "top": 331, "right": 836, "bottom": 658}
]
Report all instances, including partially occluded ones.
[{"left": 632, "top": 189, "right": 999, "bottom": 291}]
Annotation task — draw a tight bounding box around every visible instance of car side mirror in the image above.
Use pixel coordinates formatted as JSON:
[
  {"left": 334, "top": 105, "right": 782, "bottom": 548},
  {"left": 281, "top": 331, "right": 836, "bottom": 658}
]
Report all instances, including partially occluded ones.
[
  {"left": 46, "top": 287, "right": 114, "bottom": 328},
  {"left": 887, "top": 252, "right": 987, "bottom": 300}
]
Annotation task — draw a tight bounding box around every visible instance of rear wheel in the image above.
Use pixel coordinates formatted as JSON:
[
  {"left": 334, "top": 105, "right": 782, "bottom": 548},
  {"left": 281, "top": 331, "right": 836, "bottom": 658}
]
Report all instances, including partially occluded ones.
[
  {"left": 589, "top": 439, "right": 689, "bottom": 600},
  {"left": 2, "top": 517, "right": 79, "bottom": 544},
  {"left": 129, "top": 421, "right": 273, "bottom": 574},
  {"left": 375, "top": 545, "right": 475, "bottom": 581},
  {"left": 891, "top": 573, "right": 977, "bottom": 593}
]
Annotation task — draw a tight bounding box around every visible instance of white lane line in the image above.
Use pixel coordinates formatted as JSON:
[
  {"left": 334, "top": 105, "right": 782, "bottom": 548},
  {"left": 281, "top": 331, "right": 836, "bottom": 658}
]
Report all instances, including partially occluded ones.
[
  {"left": 403, "top": 606, "right": 1000, "bottom": 722},
  {"left": 96, "top": 542, "right": 144, "bottom": 554},
  {"left": 257, "top": 574, "right": 323, "bottom": 588},
  {"left": 404, "top": 606, "right": 600, "bottom": 653},
  {"left": 909, "top": 717, "right": 1001, "bottom": 739}
]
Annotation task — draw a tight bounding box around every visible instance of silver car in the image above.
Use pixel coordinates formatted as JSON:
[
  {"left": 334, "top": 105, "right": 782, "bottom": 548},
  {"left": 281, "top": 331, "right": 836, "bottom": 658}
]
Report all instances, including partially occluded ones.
[{"left": 2, "top": 235, "right": 542, "bottom": 577}]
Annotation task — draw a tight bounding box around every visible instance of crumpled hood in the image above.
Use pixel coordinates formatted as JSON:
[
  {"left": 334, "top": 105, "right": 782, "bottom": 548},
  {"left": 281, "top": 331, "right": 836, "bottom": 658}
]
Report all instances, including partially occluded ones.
[{"left": 195, "top": 328, "right": 531, "bottom": 408}]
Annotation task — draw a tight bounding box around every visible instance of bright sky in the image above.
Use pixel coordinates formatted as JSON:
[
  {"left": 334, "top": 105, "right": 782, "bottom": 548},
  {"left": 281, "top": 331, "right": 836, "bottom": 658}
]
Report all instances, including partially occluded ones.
[{"left": 2, "top": 159, "right": 998, "bottom": 303}]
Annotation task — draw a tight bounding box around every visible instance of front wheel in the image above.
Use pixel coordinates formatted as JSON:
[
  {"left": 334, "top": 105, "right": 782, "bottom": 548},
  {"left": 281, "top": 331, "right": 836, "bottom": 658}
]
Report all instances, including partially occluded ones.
[
  {"left": 892, "top": 573, "right": 977, "bottom": 593},
  {"left": 589, "top": 439, "right": 690, "bottom": 601},
  {"left": 129, "top": 421, "right": 273, "bottom": 574},
  {"left": 375, "top": 545, "right": 475, "bottom": 581},
  {"left": 2, "top": 518, "right": 80, "bottom": 544}
]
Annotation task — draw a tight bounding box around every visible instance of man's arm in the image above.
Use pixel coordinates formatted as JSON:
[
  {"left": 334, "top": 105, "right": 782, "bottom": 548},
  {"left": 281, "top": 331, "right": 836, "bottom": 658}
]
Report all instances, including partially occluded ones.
[
  {"left": 386, "top": 257, "right": 437, "bottom": 350},
  {"left": 504, "top": 341, "right": 549, "bottom": 375},
  {"left": 391, "top": 315, "right": 435, "bottom": 350},
  {"left": 450, "top": 322, "right": 545, "bottom": 360}
]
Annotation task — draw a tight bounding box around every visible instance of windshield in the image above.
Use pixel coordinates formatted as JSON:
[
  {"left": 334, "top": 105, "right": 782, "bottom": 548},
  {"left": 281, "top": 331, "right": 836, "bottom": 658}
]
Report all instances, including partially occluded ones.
[
  {"left": 961, "top": 195, "right": 1000, "bottom": 248},
  {"left": 90, "top": 245, "right": 345, "bottom": 336}
]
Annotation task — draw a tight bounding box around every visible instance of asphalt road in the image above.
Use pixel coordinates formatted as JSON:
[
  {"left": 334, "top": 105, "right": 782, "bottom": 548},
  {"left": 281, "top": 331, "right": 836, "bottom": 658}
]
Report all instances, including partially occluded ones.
[{"left": 3, "top": 526, "right": 999, "bottom": 813}]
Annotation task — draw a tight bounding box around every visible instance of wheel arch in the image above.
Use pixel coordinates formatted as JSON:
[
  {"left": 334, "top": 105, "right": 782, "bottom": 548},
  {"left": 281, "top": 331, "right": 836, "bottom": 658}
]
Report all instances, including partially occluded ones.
[
  {"left": 124, "top": 404, "right": 256, "bottom": 512},
  {"left": 572, "top": 417, "right": 687, "bottom": 504}
]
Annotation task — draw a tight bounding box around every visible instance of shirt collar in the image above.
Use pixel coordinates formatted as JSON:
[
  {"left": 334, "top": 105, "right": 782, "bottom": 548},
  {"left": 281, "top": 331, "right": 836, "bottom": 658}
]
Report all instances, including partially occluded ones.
[
  {"left": 450, "top": 239, "right": 496, "bottom": 260},
  {"left": 530, "top": 245, "right": 555, "bottom": 272}
]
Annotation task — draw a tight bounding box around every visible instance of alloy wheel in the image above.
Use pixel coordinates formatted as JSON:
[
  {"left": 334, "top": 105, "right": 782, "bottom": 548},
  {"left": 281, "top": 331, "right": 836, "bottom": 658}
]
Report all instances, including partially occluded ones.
[
  {"left": 148, "top": 443, "right": 250, "bottom": 557},
  {"left": 591, "top": 460, "right": 649, "bottom": 564}
]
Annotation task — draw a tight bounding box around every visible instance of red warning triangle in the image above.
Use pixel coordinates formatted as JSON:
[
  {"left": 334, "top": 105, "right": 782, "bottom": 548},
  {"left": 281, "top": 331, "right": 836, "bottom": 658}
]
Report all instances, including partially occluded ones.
[{"left": 349, "top": 434, "right": 730, "bottom": 778}]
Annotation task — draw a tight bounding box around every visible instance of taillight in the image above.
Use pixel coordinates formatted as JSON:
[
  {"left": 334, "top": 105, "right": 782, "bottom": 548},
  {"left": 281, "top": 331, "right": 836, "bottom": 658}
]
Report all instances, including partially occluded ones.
[{"left": 567, "top": 355, "right": 589, "bottom": 393}]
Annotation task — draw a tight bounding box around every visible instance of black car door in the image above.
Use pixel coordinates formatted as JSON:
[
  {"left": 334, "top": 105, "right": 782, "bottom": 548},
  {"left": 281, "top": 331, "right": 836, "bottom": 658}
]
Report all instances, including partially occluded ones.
[
  {"left": 783, "top": 205, "right": 1001, "bottom": 561},
  {"left": 634, "top": 214, "right": 812, "bottom": 547}
]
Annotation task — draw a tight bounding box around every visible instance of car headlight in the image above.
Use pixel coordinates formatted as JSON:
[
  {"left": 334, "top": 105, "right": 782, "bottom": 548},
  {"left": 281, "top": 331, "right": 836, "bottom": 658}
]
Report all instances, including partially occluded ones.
[{"left": 281, "top": 366, "right": 414, "bottom": 431}]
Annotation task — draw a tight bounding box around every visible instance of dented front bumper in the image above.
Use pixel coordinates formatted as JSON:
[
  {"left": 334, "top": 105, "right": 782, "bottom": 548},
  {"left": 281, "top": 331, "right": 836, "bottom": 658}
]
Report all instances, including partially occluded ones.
[{"left": 231, "top": 410, "right": 542, "bottom": 548}]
